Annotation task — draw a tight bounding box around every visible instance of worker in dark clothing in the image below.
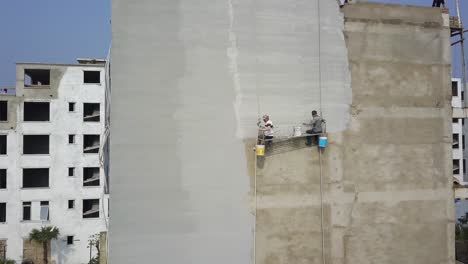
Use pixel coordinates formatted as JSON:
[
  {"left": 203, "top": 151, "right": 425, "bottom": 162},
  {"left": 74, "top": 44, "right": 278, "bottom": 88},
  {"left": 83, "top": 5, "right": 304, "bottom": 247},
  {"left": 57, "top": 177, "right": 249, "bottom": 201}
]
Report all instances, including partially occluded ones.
[
  {"left": 432, "top": 0, "right": 445, "bottom": 8},
  {"left": 304, "top": 110, "right": 323, "bottom": 146}
]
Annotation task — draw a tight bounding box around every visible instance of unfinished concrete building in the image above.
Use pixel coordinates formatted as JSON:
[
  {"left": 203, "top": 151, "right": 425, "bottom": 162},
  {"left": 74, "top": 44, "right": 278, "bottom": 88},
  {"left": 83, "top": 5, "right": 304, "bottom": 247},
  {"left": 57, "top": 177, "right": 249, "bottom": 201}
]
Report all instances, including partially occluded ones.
[
  {"left": 110, "top": 1, "right": 454, "bottom": 263},
  {"left": 0, "top": 60, "right": 109, "bottom": 263}
]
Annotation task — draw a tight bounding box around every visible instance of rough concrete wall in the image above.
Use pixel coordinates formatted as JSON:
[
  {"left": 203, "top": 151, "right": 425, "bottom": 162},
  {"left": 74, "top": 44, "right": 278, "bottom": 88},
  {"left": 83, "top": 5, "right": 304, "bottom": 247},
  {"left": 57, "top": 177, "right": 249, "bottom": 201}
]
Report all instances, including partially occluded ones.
[
  {"left": 110, "top": 0, "right": 349, "bottom": 263},
  {"left": 339, "top": 4, "right": 453, "bottom": 263},
  {"left": 23, "top": 240, "right": 50, "bottom": 264},
  {"left": 255, "top": 3, "right": 454, "bottom": 264}
]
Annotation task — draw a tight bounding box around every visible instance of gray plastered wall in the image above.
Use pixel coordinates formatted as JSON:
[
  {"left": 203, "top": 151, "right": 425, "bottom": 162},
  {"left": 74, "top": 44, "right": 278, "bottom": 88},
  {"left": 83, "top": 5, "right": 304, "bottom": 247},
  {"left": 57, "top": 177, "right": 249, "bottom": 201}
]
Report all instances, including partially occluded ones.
[{"left": 109, "top": 1, "right": 454, "bottom": 263}]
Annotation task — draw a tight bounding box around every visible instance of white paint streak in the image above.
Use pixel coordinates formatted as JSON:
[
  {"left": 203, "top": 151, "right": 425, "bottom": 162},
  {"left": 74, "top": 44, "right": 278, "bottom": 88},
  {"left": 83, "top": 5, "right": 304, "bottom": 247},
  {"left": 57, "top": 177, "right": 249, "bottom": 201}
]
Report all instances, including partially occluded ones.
[{"left": 227, "top": 0, "right": 245, "bottom": 139}]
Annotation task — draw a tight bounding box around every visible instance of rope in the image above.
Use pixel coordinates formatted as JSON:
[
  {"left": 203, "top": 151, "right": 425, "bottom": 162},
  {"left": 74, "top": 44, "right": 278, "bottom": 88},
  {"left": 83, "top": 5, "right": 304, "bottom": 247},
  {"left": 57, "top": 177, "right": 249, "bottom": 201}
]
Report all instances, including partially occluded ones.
[
  {"left": 316, "top": 1, "right": 326, "bottom": 264},
  {"left": 319, "top": 147, "right": 326, "bottom": 264},
  {"left": 317, "top": 0, "right": 323, "bottom": 117}
]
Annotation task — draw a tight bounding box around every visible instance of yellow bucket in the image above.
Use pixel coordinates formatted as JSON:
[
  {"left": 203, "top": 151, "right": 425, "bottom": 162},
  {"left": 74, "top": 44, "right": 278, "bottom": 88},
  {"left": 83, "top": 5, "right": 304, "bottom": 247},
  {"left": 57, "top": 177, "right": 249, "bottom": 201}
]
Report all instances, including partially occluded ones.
[{"left": 256, "top": 145, "right": 265, "bottom": 156}]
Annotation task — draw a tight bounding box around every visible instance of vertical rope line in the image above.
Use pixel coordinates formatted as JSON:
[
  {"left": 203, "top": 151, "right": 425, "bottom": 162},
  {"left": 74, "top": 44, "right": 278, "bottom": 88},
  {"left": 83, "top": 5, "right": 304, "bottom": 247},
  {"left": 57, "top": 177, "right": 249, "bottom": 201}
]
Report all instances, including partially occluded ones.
[
  {"left": 317, "top": 0, "right": 323, "bottom": 116},
  {"left": 317, "top": 1, "right": 325, "bottom": 264},
  {"left": 319, "top": 147, "right": 326, "bottom": 264}
]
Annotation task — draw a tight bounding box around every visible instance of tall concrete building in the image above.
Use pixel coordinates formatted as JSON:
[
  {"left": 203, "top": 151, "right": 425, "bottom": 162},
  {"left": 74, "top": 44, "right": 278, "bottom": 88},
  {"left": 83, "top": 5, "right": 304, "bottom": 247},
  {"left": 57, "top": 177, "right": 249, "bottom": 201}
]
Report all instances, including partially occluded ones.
[
  {"left": 0, "top": 60, "right": 109, "bottom": 264},
  {"left": 110, "top": 1, "right": 454, "bottom": 263}
]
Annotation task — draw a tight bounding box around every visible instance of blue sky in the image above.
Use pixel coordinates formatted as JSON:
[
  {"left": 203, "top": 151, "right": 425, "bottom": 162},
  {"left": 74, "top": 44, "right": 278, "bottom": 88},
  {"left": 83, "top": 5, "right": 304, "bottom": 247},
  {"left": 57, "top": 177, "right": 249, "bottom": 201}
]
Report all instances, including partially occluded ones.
[
  {"left": 0, "top": 0, "right": 110, "bottom": 87},
  {"left": 0, "top": 0, "right": 465, "bottom": 86}
]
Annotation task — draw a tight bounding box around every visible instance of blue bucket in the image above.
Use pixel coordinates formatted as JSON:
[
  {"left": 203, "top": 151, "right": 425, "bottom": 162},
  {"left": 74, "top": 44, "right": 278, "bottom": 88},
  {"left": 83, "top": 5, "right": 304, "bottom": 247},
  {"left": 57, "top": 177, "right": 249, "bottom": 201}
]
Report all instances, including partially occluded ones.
[{"left": 318, "top": 136, "right": 327, "bottom": 148}]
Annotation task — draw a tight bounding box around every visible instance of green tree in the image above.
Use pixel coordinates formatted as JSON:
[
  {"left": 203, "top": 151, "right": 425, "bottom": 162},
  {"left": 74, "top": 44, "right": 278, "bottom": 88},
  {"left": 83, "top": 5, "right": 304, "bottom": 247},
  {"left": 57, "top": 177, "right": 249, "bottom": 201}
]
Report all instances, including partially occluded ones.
[
  {"left": 0, "top": 259, "right": 16, "bottom": 264},
  {"left": 28, "top": 226, "right": 59, "bottom": 264}
]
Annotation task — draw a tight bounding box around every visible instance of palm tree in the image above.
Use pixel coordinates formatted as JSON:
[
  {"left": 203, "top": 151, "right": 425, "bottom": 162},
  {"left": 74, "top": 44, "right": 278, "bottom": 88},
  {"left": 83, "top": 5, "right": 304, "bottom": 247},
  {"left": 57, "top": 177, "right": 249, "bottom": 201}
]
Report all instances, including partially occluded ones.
[{"left": 28, "top": 226, "right": 59, "bottom": 264}]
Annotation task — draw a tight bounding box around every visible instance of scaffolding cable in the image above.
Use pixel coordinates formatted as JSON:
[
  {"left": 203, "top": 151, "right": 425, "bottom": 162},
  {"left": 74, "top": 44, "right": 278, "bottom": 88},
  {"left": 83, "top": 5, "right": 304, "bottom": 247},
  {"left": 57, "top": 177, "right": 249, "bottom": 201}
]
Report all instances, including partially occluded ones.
[{"left": 316, "top": 0, "right": 326, "bottom": 264}]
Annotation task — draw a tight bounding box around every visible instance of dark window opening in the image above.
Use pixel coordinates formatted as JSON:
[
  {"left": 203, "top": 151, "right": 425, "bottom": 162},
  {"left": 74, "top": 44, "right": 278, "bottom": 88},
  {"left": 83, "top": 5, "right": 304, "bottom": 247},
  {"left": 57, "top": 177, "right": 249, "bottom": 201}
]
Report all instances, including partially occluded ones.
[
  {"left": 454, "top": 134, "right": 460, "bottom": 149},
  {"left": 454, "top": 118, "right": 459, "bottom": 123},
  {"left": 68, "top": 200, "right": 75, "bottom": 209},
  {"left": 464, "top": 135, "right": 466, "bottom": 150},
  {"left": 23, "top": 135, "right": 49, "bottom": 154},
  {"left": 83, "top": 199, "right": 99, "bottom": 218},
  {"left": 454, "top": 159, "right": 460, "bottom": 175},
  {"left": 83, "top": 167, "right": 100, "bottom": 187},
  {"left": 23, "top": 202, "right": 31, "bottom": 221},
  {"left": 0, "top": 203, "right": 5, "bottom": 223},
  {"left": 23, "top": 168, "right": 49, "bottom": 188},
  {"left": 464, "top": 159, "right": 466, "bottom": 175},
  {"left": 463, "top": 91, "right": 465, "bottom": 101},
  {"left": 83, "top": 71, "right": 101, "bottom": 84},
  {"left": 69, "top": 135, "right": 75, "bottom": 144},
  {"left": 24, "top": 69, "right": 50, "bottom": 87},
  {"left": 67, "top": 236, "right": 74, "bottom": 245},
  {"left": 0, "top": 135, "right": 6, "bottom": 155},
  {"left": 83, "top": 135, "right": 100, "bottom": 153},
  {"left": 0, "top": 169, "right": 5, "bottom": 189},
  {"left": 40, "top": 201, "right": 49, "bottom": 221},
  {"left": 453, "top": 81, "right": 459, "bottom": 96},
  {"left": 69, "top": 102, "right": 75, "bottom": 112},
  {"left": 24, "top": 102, "right": 50, "bottom": 121},
  {"left": 0, "top": 101, "right": 7, "bottom": 121},
  {"left": 83, "top": 103, "right": 100, "bottom": 122},
  {"left": 68, "top": 167, "right": 75, "bottom": 177}
]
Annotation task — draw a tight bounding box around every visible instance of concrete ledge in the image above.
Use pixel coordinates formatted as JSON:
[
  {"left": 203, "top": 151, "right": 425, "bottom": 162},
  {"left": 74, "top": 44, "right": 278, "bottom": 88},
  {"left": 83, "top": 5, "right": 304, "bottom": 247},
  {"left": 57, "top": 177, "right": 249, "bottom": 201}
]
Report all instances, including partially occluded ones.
[{"left": 343, "top": 2, "right": 444, "bottom": 28}]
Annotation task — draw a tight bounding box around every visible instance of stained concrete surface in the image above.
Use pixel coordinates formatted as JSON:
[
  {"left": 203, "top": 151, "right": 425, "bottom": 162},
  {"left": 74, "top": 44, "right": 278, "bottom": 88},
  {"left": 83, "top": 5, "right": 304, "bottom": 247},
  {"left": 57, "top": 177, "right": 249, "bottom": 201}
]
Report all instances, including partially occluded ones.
[{"left": 110, "top": 1, "right": 454, "bottom": 263}]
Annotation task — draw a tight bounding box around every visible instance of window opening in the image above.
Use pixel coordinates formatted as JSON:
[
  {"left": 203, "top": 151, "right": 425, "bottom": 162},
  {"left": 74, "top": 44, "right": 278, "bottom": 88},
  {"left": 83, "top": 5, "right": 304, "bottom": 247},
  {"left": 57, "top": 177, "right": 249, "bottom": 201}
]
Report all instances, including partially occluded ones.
[
  {"left": 69, "top": 135, "right": 75, "bottom": 144},
  {"left": 454, "top": 159, "right": 461, "bottom": 175},
  {"left": 68, "top": 200, "right": 75, "bottom": 209},
  {"left": 464, "top": 159, "right": 466, "bottom": 175},
  {"left": 453, "top": 81, "right": 459, "bottom": 96},
  {"left": 454, "top": 134, "right": 460, "bottom": 149},
  {"left": 69, "top": 102, "right": 76, "bottom": 112},
  {"left": 68, "top": 167, "right": 75, "bottom": 177},
  {"left": 23, "top": 135, "right": 49, "bottom": 154},
  {"left": 0, "top": 101, "right": 7, "bottom": 121},
  {"left": 83, "top": 135, "right": 100, "bottom": 153},
  {"left": 83, "top": 199, "right": 99, "bottom": 218},
  {"left": 24, "top": 69, "right": 50, "bottom": 87},
  {"left": 67, "top": 236, "right": 74, "bottom": 245},
  {"left": 83, "top": 167, "right": 100, "bottom": 187},
  {"left": 83, "top": 71, "right": 101, "bottom": 84},
  {"left": 24, "top": 102, "right": 50, "bottom": 121},
  {"left": 23, "top": 168, "right": 49, "bottom": 188},
  {"left": 23, "top": 202, "right": 31, "bottom": 221},
  {"left": 0, "top": 203, "right": 5, "bottom": 223},
  {"left": 0, "top": 169, "right": 5, "bottom": 189},
  {"left": 83, "top": 103, "right": 100, "bottom": 122},
  {"left": 0, "top": 135, "right": 6, "bottom": 155},
  {"left": 40, "top": 201, "right": 49, "bottom": 221}
]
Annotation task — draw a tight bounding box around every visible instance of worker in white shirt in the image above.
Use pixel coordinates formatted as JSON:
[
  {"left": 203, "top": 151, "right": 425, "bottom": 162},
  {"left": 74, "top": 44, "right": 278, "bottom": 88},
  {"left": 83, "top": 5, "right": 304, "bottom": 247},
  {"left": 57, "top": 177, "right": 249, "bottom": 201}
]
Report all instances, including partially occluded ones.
[{"left": 257, "top": 115, "right": 274, "bottom": 148}]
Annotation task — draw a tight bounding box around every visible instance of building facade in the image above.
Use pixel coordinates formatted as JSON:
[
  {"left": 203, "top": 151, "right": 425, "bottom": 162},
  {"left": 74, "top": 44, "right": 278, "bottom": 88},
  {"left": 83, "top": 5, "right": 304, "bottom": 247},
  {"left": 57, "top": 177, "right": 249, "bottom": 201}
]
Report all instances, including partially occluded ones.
[
  {"left": 452, "top": 78, "right": 468, "bottom": 184},
  {"left": 110, "top": 1, "right": 454, "bottom": 264},
  {"left": 0, "top": 60, "right": 108, "bottom": 264}
]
